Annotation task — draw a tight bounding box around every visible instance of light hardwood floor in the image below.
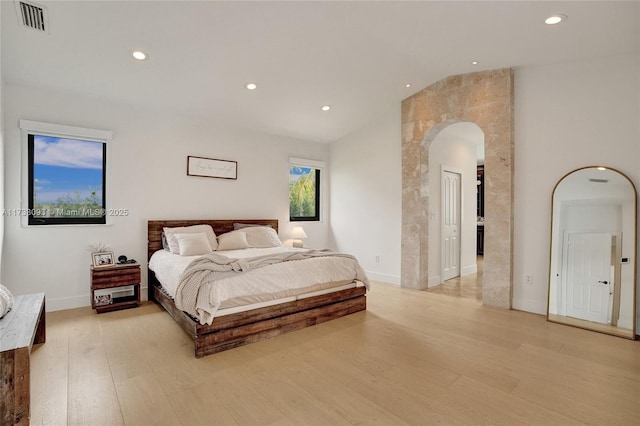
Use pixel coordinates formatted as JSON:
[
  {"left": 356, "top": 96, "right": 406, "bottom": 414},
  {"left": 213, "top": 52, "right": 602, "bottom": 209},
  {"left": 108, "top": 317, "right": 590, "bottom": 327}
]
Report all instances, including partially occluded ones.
[{"left": 30, "top": 281, "right": 639, "bottom": 425}]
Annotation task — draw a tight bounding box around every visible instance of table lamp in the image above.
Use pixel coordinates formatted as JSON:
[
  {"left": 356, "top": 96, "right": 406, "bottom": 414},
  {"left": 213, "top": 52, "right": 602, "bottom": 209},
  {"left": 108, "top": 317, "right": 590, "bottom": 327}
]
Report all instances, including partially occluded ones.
[{"left": 291, "top": 226, "right": 308, "bottom": 248}]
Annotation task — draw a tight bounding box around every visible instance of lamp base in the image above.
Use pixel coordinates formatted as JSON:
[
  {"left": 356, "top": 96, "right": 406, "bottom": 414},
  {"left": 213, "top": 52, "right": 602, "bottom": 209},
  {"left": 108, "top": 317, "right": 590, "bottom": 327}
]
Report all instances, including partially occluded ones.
[{"left": 292, "top": 240, "right": 303, "bottom": 248}]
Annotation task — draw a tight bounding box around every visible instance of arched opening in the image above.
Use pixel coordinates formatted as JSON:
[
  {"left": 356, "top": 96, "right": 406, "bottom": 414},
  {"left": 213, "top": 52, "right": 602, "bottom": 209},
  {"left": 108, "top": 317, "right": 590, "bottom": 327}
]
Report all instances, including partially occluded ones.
[
  {"left": 426, "top": 122, "right": 484, "bottom": 300},
  {"left": 401, "top": 69, "right": 513, "bottom": 309}
]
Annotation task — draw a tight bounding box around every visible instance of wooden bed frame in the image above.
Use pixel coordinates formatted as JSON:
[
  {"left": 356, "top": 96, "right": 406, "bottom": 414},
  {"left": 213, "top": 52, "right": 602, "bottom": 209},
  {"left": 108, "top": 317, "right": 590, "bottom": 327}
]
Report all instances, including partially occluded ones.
[{"left": 147, "top": 219, "right": 367, "bottom": 358}]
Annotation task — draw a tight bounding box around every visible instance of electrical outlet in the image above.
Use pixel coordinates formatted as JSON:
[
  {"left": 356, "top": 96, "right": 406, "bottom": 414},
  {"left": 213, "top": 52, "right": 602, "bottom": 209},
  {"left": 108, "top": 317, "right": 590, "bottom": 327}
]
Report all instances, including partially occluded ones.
[
  {"left": 375, "top": 256, "right": 380, "bottom": 263},
  {"left": 525, "top": 274, "right": 533, "bottom": 285}
]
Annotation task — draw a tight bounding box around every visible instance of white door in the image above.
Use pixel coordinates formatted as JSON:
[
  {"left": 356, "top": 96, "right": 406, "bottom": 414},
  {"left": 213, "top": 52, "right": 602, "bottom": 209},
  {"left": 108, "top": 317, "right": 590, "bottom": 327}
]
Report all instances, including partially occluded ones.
[
  {"left": 563, "top": 232, "right": 612, "bottom": 323},
  {"left": 442, "top": 170, "right": 461, "bottom": 281}
]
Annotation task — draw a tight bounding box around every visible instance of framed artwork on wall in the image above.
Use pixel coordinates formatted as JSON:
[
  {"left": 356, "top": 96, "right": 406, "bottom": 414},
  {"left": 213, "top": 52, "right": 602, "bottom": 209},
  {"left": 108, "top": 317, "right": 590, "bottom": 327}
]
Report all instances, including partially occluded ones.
[{"left": 187, "top": 156, "right": 237, "bottom": 180}]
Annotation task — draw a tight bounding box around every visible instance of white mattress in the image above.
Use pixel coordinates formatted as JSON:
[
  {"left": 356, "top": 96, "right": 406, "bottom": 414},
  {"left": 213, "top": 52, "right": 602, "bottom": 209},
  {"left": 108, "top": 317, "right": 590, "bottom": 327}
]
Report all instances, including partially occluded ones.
[
  {"left": 149, "top": 247, "right": 307, "bottom": 297},
  {"left": 149, "top": 247, "right": 366, "bottom": 320}
]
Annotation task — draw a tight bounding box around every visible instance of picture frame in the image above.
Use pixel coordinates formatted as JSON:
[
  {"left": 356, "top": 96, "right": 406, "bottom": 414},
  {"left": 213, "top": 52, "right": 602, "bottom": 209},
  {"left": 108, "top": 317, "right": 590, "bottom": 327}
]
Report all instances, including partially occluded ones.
[
  {"left": 92, "top": 251, "right": 115, "bottom": 267},
  {"left": 94, "top": 292, "right": 112, "bottom": 306},
  {"left": 187, "top": 156, "right": 237, "bottom": 180}
]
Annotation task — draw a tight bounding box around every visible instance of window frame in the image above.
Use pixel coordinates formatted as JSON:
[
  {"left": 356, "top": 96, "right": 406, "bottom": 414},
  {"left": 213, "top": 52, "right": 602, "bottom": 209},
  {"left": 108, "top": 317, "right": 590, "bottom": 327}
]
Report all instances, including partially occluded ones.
[
  {"left": 289, "top": 157, "right": 325, "bottom": 223},
  {"left": 20, "top": 120, "right": 112, "bottom": 227}
]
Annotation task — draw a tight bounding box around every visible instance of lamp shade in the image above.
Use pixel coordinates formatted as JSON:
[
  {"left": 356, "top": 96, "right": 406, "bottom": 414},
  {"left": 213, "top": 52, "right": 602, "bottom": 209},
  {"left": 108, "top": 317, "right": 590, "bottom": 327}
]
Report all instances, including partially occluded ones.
[{"left": 290, "top": 226, "right": 308, "bottom": 239}]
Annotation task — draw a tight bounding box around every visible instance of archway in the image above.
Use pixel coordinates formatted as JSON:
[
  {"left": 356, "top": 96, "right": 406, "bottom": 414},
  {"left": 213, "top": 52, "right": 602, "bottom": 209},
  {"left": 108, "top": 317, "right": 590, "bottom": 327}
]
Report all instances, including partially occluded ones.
[
  {"left": 401, "top": 69, "right": 514, "bottom": 308},
  {"left": 427, "top": 122, "right": 484, "bottom": 290}
]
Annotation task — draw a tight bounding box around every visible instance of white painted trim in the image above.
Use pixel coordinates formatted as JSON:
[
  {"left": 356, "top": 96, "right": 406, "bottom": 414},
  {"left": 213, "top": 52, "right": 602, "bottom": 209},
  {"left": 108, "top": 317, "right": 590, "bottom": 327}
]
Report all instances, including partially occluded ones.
[
  {"left": 45, "top": 293, "right": 90, "bottom": 312},
  {"left": 19, "top": 120, "right": 112, "bottom": 140},
  {"left": 289, "top": 157, "right": 325, "bottom": 168},
  {"left": 461, "top": 263, "right": 477, "bottom": 276},
  {"left": 512, "top": 298, "right": 547, "bottom": 315},
  {"left": 366, "top": 270, "right": 400, "bottom": 286},
  {"left": 428, "top": 274, "right": 442, "bottom": 288}
]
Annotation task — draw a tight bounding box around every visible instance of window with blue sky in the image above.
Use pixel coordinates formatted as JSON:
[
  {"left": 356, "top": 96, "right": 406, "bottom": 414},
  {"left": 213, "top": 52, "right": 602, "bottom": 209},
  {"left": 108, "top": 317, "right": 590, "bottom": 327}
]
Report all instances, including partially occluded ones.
[{"left": 28, "top": 134, "right": 106, "bottom": 225}]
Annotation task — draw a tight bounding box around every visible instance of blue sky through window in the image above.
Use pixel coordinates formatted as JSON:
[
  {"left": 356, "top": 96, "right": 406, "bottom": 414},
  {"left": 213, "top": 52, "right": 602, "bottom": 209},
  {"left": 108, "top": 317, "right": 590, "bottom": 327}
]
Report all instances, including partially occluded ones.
[
  {"left": 33, "top": 135, "right": 104, "bottom": 203},
  {"left": 289, "top": 166, "right": 312, "bottom": 182}
]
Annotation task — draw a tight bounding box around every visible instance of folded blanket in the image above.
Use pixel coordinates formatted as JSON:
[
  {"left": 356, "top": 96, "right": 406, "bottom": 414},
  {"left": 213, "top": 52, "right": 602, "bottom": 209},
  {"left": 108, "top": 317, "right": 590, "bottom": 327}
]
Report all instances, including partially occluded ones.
[
  {"left": 0, "top": 284, "right": 14, "bottom": 319},
  {"left": 175, "top": 249, "right": 369, "bottom": 325}
]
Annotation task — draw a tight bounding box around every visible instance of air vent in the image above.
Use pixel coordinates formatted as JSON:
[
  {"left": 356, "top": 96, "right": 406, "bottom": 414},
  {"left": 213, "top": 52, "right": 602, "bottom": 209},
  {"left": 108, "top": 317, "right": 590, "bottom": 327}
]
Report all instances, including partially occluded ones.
[
  {"left": 15, "top": 1, "right": 49, "bottom": 32},
  {"left": 589, "top": 178, "right": 608, "bottom": 183}
]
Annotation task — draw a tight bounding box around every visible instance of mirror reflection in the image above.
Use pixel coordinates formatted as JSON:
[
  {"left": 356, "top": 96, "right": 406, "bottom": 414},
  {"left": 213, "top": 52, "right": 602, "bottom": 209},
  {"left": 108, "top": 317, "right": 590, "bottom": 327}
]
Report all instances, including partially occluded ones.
[{"left": 548, "top": 167, "right": 636, "bottom": 339}]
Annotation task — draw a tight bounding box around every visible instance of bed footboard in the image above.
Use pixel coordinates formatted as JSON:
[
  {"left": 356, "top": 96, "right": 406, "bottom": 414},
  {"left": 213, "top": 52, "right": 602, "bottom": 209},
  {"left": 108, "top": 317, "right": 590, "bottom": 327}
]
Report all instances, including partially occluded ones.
[{"left": 148, "top": 272, "right": 366, "bottom": 358}]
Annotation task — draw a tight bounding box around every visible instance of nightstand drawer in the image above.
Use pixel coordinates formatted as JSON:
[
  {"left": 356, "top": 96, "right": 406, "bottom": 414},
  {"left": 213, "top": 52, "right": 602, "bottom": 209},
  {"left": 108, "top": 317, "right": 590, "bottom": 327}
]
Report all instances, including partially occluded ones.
[{"left": 92, "top": 268, "right": 140, "bottom": 288}]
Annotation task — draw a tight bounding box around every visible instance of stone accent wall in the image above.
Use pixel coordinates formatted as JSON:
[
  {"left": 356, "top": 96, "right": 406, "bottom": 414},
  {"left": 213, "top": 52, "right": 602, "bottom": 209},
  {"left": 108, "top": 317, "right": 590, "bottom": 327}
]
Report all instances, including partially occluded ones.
[{"left": 401, "top": 69, "right": 514, "bottom": 308}]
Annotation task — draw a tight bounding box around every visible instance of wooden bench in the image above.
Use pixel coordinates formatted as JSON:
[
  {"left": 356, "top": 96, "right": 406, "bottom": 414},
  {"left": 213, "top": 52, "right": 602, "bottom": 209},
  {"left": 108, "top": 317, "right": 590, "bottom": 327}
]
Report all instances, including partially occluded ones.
[{"left": 0, "top": 293, "right": 46, "bottom": 426}]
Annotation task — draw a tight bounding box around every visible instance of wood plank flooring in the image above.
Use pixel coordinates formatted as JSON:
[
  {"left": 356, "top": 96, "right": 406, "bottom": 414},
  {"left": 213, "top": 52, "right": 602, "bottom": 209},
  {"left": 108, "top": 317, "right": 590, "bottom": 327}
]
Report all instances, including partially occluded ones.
[{"left": 29, "top": 281, "right": 639, "bottom": 425}]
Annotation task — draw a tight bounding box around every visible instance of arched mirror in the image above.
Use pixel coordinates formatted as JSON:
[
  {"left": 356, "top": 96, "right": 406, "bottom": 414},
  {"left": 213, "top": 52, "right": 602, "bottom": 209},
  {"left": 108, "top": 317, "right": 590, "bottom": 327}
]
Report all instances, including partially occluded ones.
[{"left": 548, "top": 166, "right": 637, "bottom": 339}]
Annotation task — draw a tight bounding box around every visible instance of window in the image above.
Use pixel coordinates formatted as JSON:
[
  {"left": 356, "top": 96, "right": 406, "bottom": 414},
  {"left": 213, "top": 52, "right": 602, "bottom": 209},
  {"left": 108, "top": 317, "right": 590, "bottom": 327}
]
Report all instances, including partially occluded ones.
[
  {"left": 289, "top": 158, "right": 323, "bottom": 222},
  {"left": 20, "top": 120, "right": 111, "bottom": 226}
]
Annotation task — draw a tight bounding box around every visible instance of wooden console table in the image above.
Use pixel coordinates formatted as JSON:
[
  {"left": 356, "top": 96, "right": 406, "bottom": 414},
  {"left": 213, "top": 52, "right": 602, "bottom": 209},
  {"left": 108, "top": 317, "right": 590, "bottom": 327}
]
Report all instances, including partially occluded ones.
[{"left": 0, "top": 293, "right": 46, "bottom": 425}]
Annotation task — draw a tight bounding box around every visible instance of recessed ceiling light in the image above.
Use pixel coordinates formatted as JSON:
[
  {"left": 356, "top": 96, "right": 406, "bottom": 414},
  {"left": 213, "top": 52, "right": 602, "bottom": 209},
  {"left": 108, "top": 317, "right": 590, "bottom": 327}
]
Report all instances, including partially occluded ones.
[
  {"left": 245, "top": 82, "right": 257, "bottom": 90},
  {"left": 545, "top": 14, "right": 567, "bottom": 25},
  {"left": 131, "top": 50, "right": 147, "bottom": 61},
  {"left": 597, "top": 167, "right": 607, "bottom": 171},
  {"left": 321, "top": 105, "right": 331, "bottom": 111},
  {"left": 405, "top": 83, "right": 411, "bottom": 88},
  {"left": 471, "top": 61, "right": 479, "bottom": 65}
]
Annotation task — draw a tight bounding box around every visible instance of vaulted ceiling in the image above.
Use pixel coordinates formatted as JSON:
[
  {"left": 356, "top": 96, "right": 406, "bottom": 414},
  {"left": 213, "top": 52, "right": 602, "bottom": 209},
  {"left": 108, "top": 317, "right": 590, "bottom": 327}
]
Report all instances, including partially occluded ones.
[{"left": 2, "top": 1, "right": 638, "bottom": 143}]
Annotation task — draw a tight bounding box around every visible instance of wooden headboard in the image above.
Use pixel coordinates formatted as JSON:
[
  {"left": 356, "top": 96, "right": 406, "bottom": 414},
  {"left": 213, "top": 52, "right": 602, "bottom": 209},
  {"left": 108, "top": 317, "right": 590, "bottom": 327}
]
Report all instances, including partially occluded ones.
[{"left": 148, "top": 219, "right": 279, "bottom": 260}]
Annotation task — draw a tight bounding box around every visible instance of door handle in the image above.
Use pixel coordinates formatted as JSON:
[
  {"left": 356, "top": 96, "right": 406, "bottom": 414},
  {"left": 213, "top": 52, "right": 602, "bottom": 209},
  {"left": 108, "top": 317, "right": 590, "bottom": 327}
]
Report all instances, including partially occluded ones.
[{"left": 598, "top": 280, "right": 609, "bottom": 285}]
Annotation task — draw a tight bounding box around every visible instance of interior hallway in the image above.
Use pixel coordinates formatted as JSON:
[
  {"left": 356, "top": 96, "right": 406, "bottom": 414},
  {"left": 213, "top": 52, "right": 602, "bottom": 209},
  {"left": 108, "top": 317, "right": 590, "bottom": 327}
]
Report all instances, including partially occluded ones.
[{"left": 426, "top": 256, "right": 483, "bottom": 302}]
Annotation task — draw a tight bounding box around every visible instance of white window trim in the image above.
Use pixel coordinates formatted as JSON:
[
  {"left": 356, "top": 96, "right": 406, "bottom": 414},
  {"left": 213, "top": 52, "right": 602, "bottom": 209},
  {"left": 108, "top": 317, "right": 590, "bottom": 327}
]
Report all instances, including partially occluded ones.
[
  {"left": 19, "top": 119, "right": 113, "bottom": 227},
  {"left": 289, "top": 157, "right": 327, "bottom": 223}
]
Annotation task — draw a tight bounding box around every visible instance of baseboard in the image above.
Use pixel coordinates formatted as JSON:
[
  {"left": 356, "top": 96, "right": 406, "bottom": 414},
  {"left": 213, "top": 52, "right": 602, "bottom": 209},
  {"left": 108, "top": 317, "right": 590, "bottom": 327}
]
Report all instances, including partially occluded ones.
[
  {"left": 366, "top": 271, "right": 400, "bottom": 286},
  {"left": 512, "top": 298, "right": 547, "bottom": 315},
  {"left": 461, "top": 264, "right": 477, "bottom": 276},
  {"left": 617, "top": 318, "right": 633, "bottom": 330},
  {"left": 46, "top": 294, "right": 91, "bottom": 312},
  {"left": 428, "top": 275, "right": 441, "bottom": 288}
]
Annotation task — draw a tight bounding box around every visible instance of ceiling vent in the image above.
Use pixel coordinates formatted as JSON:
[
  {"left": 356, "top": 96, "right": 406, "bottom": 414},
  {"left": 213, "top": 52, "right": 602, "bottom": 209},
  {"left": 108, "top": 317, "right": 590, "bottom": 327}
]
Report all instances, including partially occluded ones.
[{"left": 15, "top": 1, "right": 49, "bottom": 33}]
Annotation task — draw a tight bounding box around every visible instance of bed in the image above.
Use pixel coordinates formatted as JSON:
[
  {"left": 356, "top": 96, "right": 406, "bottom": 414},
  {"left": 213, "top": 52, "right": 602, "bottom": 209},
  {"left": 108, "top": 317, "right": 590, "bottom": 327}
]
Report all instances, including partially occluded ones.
[{"left": 147, "top": 219, "right": 367, "bottom": 357}]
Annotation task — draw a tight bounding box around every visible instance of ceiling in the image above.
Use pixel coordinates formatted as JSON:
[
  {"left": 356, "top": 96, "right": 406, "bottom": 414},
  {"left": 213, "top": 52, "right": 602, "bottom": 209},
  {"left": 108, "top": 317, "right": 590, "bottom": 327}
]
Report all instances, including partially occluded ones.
[{"left": 2, "top": 1, "right": 638, "bottom": 143}]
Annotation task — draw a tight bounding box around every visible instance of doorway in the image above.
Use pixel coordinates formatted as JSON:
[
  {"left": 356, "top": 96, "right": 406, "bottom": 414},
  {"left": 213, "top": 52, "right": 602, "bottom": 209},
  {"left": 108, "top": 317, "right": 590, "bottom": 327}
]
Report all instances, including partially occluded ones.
[{"left": 427, "top": 122, "right": 483, "bottom": 294}]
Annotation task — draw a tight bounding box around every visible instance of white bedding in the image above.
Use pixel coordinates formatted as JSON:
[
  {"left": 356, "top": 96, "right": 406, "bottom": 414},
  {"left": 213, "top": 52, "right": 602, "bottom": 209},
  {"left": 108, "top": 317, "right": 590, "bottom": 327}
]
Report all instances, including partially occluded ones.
[
  {"left": 149, "top": 247, "right": 297, "bottom": 298},
  {"left": 149, "top": 247, "right": 369, "bottom": 324}
]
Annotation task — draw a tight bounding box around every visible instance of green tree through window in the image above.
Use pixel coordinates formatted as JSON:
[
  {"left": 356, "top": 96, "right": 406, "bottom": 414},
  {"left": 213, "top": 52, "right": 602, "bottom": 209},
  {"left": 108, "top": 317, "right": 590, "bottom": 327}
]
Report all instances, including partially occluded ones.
[{"left": 289, "top": 166, "right": 320, "bottom": 221}]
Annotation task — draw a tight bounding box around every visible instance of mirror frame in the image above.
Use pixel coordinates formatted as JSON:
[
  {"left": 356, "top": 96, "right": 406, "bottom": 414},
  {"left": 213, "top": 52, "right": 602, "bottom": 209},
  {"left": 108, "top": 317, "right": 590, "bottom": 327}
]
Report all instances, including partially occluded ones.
[{"left": 547, "top": 166, "right": 637, "bottom": 339}]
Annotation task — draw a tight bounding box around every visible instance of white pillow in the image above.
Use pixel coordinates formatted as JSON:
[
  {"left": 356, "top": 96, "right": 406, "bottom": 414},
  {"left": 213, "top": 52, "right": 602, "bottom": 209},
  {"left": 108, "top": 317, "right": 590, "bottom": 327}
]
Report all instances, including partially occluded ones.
[
  {"left": 217, "top": 231, "right": 250, "bottom": 251},
  {"left": 174, "top": 233, "right": 213, "bottom": 256},
  {"left": 242, "top": 226, "right": 282, "bottom": 248},
  {"left": 0, "top": 284, "right": 14, "bottom": 319},
  {"left": 233, "top": 222, "right": 273, "bottom": 230},
  {"left": 164, "top": 225, "right": 218, "bottom": 253}
]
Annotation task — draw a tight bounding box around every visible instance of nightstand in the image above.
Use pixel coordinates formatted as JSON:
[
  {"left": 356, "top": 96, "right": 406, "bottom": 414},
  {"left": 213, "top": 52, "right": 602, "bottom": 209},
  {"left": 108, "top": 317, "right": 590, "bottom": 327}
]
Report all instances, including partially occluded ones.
[{"left": 91, "top": 263, "right": 141, "bottom": 313}]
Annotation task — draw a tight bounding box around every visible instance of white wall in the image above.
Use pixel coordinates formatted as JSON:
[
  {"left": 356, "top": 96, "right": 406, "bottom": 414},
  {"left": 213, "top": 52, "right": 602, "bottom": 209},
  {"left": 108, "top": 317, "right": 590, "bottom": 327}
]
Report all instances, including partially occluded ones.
[
  {"left": 329, "top": 106, "right": 401, "bottom": 285},
  {"left": 427, "top": 123, "right": 480, "bottom": 286},
  {"left": 513, "top": 53, "right": 640, "bottom": 332},
  {"left": 2, "top": 84, "right": 329, "bottom": 311}
]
